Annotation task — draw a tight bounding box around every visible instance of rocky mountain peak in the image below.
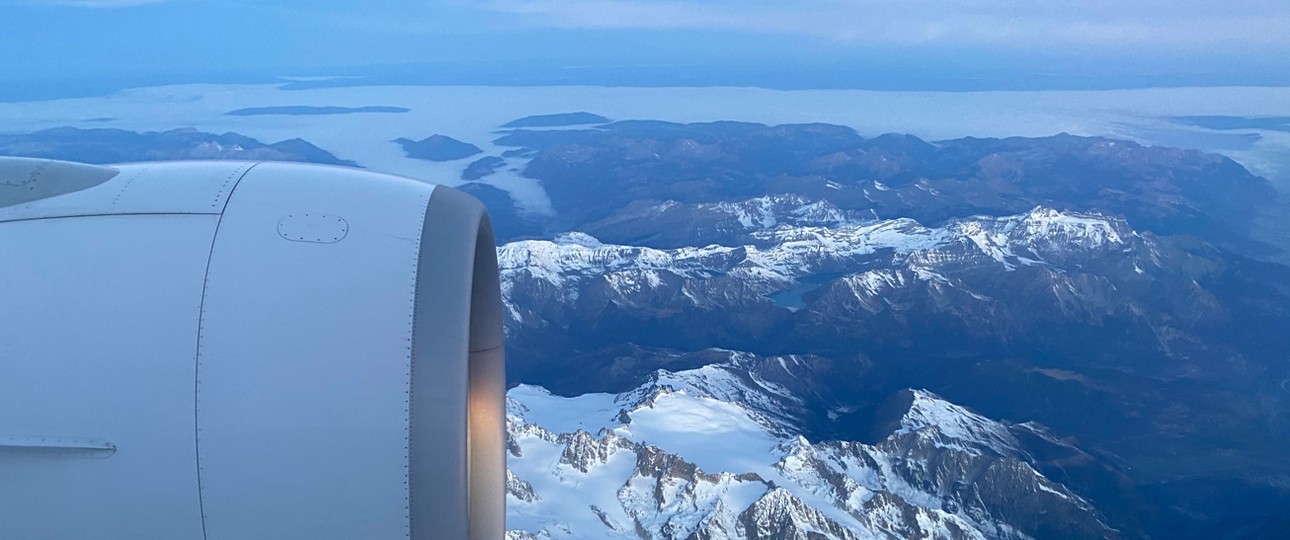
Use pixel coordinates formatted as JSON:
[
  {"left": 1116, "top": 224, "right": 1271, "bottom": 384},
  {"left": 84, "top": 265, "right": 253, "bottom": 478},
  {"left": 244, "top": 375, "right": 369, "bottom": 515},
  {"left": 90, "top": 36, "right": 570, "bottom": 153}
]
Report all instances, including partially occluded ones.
[
  {"left": 736, "top": 488, "right": 862, "bottom": 540},
  {"left": 559, "top": 429, "right": 634, "bottom": 473},
  {"left": 896, "top": 389, "right": 1023, "bottom": 457}
]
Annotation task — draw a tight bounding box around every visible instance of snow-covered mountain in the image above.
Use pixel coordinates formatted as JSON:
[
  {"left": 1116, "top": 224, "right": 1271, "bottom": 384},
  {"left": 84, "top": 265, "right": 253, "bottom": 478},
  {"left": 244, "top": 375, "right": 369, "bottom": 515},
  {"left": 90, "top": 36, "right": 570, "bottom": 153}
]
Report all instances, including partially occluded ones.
[
  {"left": 505, "top": 352, "right": 1118, "bottom": 539},
  {"left": 497, "top": 205, "right": 1168, "bottom": 345},
  {"left": 324, "top": 120, "right": 1290, "bottom": 538},
  {"left": 577, "top": 195, "right": 873, "bottom": 248},
  {"left": 498, "top": 201, "right": 1260, "bottom": 395},
  {"left": 495, "top": 192, "right": 1290, "bottom": 540},
  {"left": 499, "top": 205, "right": 1140, "bottom": 303}
]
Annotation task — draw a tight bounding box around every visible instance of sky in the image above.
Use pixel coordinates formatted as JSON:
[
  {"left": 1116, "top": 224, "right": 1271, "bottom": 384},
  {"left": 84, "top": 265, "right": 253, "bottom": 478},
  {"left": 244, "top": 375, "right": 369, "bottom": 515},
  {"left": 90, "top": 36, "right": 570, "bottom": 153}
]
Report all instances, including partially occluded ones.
[{"left": 2, "top": 0, "right": 1289, "bottom": 98}]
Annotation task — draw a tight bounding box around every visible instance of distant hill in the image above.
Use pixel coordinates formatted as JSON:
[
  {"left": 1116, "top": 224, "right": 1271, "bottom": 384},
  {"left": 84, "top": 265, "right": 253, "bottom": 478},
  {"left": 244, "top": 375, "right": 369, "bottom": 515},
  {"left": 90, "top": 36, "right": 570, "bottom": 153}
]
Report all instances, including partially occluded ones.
[
  {"left": 393, "top": 134, "right": 482, "bottom": 161},
  {"left": 502, "top": 112, "right": 610, "bottom": 128},
  {"left": 0, "top": 127, "right": 356, "bottom": 166},
  {"left": 1170, "top": 115, "right": 1290, "bottom": 133},
  {"left": 496, "top": 121, "right": 1275, "bottom": 251},
  {"left": 226, "top": 105, "right": 410, "bottom": 116},
  {"left": 461, "top": 156, "right": 506, "bottom": 181}
]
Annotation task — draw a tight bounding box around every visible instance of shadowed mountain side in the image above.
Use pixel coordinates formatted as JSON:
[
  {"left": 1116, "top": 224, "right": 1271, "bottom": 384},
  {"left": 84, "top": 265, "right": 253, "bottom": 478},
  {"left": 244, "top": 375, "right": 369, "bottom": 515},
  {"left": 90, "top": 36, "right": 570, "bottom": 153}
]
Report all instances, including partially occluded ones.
[
  {"left": 456, "top": 182, "right": 546, "bottom": 242},
  {"left": 462, "top": 156, "right": 506, "bottom": 181},
  {"left": 495, "top": 121, "right": 1277, "bottom": 253}
]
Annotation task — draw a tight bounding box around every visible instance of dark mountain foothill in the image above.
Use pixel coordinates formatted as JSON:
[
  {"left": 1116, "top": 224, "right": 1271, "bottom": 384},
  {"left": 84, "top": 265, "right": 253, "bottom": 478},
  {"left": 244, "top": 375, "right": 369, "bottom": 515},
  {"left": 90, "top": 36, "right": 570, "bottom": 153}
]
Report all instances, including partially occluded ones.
[
  {"left": 455, "top": 182, "right": 547, "bottom": 241},
  {"left": 0, "top": 127, "right": 357, "bottom": 166},
  {"left": 461, "top": 155, "right": 506, "bottom": 180},
  {"left": 495, "top": 121, "right": 1276, "bottom": 251},
  {"left": 501, "top": 111, "right": 611, "bottom": 128},
  {"left": 393, "top": 134, "right": 482, "bottom": 161},
  {"left": 227, "top": 105, "right": 411, "bottom": 116},
  {"left": 1171, "top": 115, "right": 1290, "bottom": 133}
]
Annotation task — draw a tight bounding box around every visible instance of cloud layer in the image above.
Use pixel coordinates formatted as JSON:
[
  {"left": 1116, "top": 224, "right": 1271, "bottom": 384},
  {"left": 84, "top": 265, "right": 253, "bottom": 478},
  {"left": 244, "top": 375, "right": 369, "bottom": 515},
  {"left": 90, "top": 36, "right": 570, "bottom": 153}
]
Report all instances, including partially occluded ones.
[{"left": 483, "top": 0, "right": 1290, "bottom": 48}]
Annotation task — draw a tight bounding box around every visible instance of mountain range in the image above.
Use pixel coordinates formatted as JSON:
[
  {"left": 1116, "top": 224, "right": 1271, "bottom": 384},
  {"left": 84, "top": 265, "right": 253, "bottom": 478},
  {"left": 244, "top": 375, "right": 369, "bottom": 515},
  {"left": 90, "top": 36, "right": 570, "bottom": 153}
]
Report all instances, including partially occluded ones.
[
  {"left": 8, "top": 118, "right": 1288, "bottom": 538},
  {"left": 482, "top": 119, "right": 1290, "bottom": 539}
]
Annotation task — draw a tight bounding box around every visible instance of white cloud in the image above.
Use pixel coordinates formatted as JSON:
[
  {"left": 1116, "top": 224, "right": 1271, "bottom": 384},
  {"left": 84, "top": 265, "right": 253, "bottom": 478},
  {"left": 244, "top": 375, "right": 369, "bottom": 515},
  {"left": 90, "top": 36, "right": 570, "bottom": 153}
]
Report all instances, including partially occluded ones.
[{"left": 481, "top": 0, "right": 1290, "bottom": 49}]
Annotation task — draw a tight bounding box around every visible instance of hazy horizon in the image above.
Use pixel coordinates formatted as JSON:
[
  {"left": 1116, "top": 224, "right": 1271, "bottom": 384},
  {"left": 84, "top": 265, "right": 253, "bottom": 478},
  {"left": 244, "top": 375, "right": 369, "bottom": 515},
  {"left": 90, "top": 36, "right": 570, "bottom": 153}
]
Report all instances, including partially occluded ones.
[{"left": 4, "top": 0, "right": 1289, "bottom": 102}]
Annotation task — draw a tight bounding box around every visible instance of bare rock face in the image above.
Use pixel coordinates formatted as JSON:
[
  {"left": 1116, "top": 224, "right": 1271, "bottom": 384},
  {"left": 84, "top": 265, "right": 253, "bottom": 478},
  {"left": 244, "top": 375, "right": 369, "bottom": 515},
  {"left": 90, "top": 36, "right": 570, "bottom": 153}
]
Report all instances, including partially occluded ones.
[
  {"left": 736, "top": 489, "right": 863, "bottom": 540},
  {"left": 559, "top": 430, "right": 633, "bottom": 473},
  {"left": 507, "top": 470, "right": 540, "bottom": 503}
]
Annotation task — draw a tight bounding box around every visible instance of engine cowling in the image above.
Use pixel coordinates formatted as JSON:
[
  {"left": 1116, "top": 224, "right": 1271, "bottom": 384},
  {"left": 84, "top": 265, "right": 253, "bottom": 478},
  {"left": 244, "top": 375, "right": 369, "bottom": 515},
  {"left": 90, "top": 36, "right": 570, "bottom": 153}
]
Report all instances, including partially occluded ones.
[{"left": 0, "top": 159, "right": 505, "bottom": 539}]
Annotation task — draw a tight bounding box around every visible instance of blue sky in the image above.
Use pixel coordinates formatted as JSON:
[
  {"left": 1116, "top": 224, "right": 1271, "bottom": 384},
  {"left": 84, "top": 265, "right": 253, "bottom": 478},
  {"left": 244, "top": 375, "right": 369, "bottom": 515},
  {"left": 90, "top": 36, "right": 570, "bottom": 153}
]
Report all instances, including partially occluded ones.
[{"left": 3, "top": 0, "right": 1288, "bottom": 96}]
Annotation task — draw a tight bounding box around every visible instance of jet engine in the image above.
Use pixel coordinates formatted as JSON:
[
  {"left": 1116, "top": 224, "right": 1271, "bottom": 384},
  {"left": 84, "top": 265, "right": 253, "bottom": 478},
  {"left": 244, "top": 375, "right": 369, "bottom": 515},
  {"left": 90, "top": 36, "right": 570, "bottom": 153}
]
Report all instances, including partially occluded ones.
[{"left": 0, "top": 158, "right": 505, "bottom": 539}]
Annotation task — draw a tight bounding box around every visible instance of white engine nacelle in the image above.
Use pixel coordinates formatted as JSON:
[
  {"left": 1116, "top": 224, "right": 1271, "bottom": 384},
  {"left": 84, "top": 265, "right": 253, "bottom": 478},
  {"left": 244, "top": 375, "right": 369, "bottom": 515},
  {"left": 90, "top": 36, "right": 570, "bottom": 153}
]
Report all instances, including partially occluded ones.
[{"left": 0, "top": 158, "right": 506, "bottom": 539}]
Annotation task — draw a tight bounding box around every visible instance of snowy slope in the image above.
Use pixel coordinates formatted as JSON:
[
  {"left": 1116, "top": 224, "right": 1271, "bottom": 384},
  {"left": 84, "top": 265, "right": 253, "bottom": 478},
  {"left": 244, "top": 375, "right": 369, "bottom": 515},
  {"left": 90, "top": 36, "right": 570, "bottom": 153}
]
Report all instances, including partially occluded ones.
[
  {"left": 497, "top": 205, "right": 1155, "bottom": 334},
  {"left": 505, "top": 355, "right": 1118, "bottom": 539},
  {"left": 499, "top": 206, "right": 1138, "bottom": 295}
]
